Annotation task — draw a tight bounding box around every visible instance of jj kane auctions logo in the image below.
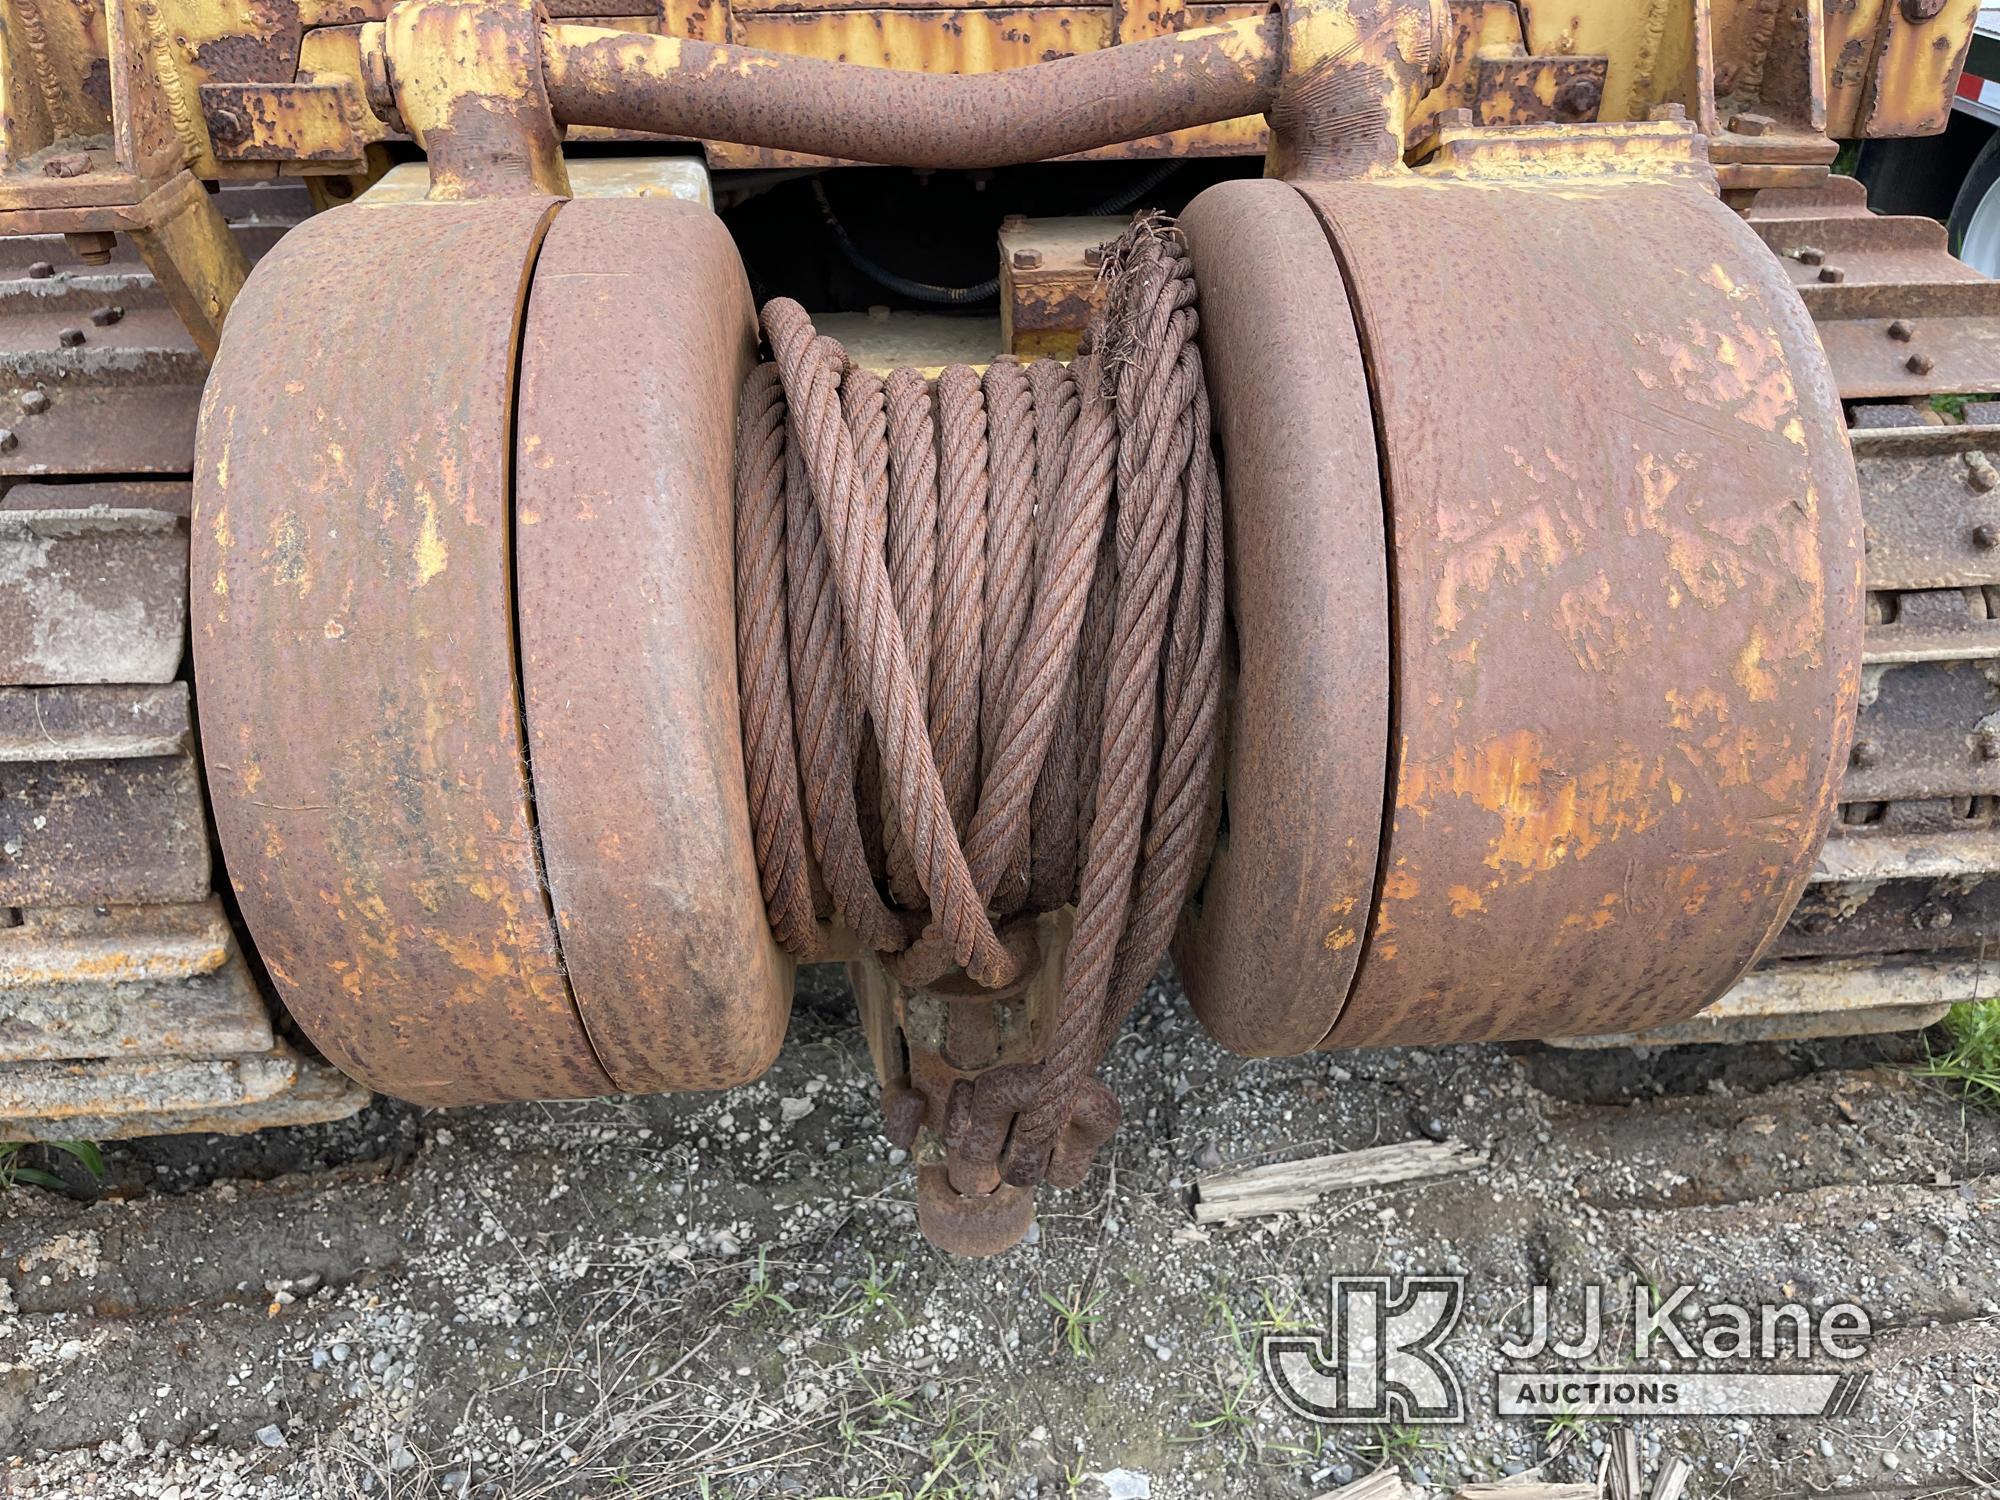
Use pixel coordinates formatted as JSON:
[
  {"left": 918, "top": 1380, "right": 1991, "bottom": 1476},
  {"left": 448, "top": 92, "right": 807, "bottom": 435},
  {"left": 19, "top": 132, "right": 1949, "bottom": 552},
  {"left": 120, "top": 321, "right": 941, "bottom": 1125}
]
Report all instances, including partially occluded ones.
[{"left": 1262, "top": 1276, "right": 1873, "bottom": 1424}]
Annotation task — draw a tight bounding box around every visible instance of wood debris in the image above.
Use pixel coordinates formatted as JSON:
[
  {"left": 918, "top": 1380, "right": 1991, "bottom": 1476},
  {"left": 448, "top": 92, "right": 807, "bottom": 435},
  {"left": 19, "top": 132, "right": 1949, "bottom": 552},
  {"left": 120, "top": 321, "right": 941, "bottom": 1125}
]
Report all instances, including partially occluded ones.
[{"left": 1194, "top": 1138, "right": 1488, "bottom": 1223}]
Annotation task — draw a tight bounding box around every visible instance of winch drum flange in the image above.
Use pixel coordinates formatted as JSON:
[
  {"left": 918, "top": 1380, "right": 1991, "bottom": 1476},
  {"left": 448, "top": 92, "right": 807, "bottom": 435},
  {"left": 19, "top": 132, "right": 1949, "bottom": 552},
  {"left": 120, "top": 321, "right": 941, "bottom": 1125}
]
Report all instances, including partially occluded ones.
[
  {"left": 193, "top": 194, "right": 792, "bottom": 1105},
  {"left": 1174, "top": 173, "right": 1864, "bottom": 1051}
]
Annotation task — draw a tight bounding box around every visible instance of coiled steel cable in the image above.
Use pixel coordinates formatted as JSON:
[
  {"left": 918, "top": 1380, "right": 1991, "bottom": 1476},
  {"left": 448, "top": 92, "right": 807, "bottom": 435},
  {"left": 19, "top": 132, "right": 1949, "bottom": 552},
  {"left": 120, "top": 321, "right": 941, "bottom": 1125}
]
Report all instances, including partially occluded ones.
[{"left": 733, "top": 218, "right": 1224, "bottom": 1183}]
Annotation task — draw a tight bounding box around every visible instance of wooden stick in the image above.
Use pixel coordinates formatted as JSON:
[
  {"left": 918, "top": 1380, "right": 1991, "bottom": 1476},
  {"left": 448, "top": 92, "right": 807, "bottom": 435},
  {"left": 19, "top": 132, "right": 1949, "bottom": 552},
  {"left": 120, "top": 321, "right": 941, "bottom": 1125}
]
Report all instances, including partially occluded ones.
[{"left": 1194, "top": 1139, "right": 1488, "bottom": 1223}]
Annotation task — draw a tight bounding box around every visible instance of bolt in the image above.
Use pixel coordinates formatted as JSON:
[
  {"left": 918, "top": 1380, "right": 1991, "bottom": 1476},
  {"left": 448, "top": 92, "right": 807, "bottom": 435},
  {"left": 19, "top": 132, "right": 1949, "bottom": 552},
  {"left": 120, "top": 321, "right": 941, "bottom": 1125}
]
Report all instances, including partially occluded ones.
[
  {"left": 0, "top": 429, "right": 17, "bottom": 454},
  {"left": 205, "top": 294, "right": 222, "bottom": 320},
  {"left": 1850, "top": 738, "right": 1880, "bottom": 768},
  {"left": 1729, "top": 111, "right": 1775, "bottom": 136},
  {"left": 1801, "top": 913, "right": 1837, "bottom": 936},
  {"left": 1010, "top": 248, "right": 1042, "bottom": 271},
  {"left": 1554, "top": 77, "right": 1601, "bottom": 119},
  {"left": 1647, "top": 103, "right": 1689, "bottom": 122},
  {"left": 1902, "top": 0, "right": 1947, "bottom": 18},
  {"left": 56, "top": 327, "right": 83, "bottom": 348},
  {"left": 1980, "top": 724, "right": 2000, "bottom": 761},
  {"left": 1888, "top": 319, "right": 1916, "bottom": 341},
  {"left": 1795, "top": 246, "right": 1825, "bottom": 265},
  {"left": 1000, "top": 213, "right": 1028, "bottom": 233},
  {"left": 1819, "top": 265, "right": 1847, "bottom": 283},
  {"left": 1969, "top": 453, "right": 2000, "bottom": 492},
  {"left": 1439, "top": 107, "right": 1475, "bottom": 129},
  {"left": 1914, "top": 902, "right": 1955, "bottom": 930},
  {"left": 1907, "top": 351, "right": 1936, "bottom": 375},
  {"left": 1976, "top": 524, "right": 2000, "bottom": 550},
  {"left": 63, "top": 231, "right": 113, "bottom": 266},
  {"left": 18, "top": 390, "right": 47, "bottom": 415},
  {"left": 208, "top": 107, "right": 247, "bottom": 145},
  {"left": 26, "top": 261, "right": 53, "bottom": 279},
  {"left": 88, "top": 304, "right": 122, "bottom": 328},
  {"left": 40, "top": 151, "right": 92, "bottom": 180},
  {"left": 1083, "top": 244, "right": 1105, "bottom": 268}
]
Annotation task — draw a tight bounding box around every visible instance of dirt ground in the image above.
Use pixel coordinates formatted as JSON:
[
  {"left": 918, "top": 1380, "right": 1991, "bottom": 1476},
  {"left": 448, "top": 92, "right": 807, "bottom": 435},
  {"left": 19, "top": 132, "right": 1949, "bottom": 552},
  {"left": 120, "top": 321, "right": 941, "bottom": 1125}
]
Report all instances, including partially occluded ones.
[{"left": 2, "top": 965, "right": 1997, "bottom": 1499}]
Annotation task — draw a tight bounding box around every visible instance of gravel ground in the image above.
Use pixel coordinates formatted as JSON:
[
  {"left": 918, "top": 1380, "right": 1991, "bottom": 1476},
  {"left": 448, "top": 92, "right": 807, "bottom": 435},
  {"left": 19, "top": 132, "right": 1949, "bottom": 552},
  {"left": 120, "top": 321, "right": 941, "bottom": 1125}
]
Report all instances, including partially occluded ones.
[{"left": 1, "top": 965, "right": 1997, "bottom": 1499}]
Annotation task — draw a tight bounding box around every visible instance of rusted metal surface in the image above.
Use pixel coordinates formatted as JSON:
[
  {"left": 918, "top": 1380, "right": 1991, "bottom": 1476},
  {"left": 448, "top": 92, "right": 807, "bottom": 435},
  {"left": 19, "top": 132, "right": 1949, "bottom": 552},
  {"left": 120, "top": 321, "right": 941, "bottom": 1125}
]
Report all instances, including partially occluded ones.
[
  {"left": 855, "top": 912, "right": 1116, "bottom": 1253},
  {"left": 0, "top": 933, "right": 270, "bottom": 1062},
  {"left": 0, "top": 508, "right": 186, "bottom": 685},
  {"left": 1557, "top": 957, "right": 1986, "bottom": 1048},
  {"left": 0, "top": 683, "right": 190, "bottom": 761},
  {"left": 537, "top": 15, "right": 1279, "bottom": 168},
  {"left": 1843, "top": 661, "right": 2000, "bottom": 802},
  {"left": 1780, "top": 874, "right": 2000, "bottom": 957},
  {"left": 1173, "top": 179, "right": 1388, "bottom": 1057},
  {"left": 1848, "top": 426, "right": 2000, "bottom": 592},
  {"left": 0, "top": 899, "right": 229, "bottom": 985},
  {"left": 1745, "top": 209, "right": 2000, "bottom": 401},
  {"left": 198, "top": 82, "right": 368, "bottom": 165},
  {"left": 998, "top": 217, "right": 1117, "bottom": 360},
  {"left": 369, "top": 0, "right": 570, "bottom": 199},
  {"left": 0, "top": 1051, "right": 371, "bottom": 1141},
  {"left": 1471, "top": 52, "right": 1608, "bottom": 125},
  {"left": 0, "top": 751, "right": 211, "bottom": 906},
  {"left": 1299, "top": 175, "right": 1861, "bottom": 1047},
  {"left": 1827, "top": 0, "right": 1979, "bottom": 137},
  {"left": 0, "top": 1048, "right": 294, "bottom": 1122},
  {"left": 1863, "top": 583, "right": 2000, "bottom": 667},
  {"left": 194, "top": 196, "right": 620, "bottom": 1106},
  {"left": 513, "top": 196, "right": 791, "bottom": 1093},
  {"left": 0, "top": 252, "right": 205, "bottom": 476},
  {"left": 1420, "top": 111, "right": 1716, "bottom": 184}
]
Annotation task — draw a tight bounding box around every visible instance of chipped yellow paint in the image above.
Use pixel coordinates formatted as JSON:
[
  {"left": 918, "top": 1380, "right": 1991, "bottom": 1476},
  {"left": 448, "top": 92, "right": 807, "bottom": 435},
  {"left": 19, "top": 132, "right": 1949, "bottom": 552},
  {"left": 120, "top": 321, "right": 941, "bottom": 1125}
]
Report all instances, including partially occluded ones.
[
  {"left": 1398, "top": 728, "right": 1666, "bottom": 874},
  {"left": 1446, "top": 883, "right": 1487, "bottom": 917},
  {"left": 1734, "top": 626, "right": 1778, "bottom": 703},
  {"left": 413, "top": 486, "right": 448, "bottom": 585}
]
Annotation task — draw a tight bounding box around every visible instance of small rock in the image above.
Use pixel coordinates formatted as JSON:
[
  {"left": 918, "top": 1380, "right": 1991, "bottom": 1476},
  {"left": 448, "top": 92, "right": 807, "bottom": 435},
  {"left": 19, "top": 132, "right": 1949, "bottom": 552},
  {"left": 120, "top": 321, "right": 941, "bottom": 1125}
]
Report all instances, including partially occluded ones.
[
  {"left": 1883, "top": 1452, "right": 1901, "bottom": 1471},
  {"left": 1090, "top": 1470, "right": 1151, "bottom": 1500},
  {"left": 780, "top": 1096, "right": 814, "bottom": 1123},
  {"left": 253, "top": 1424, "right": 286, "bottom": 1449},
  {"left": 1195, "top": 1141, "right": 1223, "bottom": 1172}
]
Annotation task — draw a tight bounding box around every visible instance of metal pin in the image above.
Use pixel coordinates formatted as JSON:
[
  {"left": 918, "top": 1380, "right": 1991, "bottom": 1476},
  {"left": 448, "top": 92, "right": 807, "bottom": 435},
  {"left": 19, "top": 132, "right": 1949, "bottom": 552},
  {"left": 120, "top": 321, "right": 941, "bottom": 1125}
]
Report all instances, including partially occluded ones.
[
  {"left": 1907, "top": 352, "right": 1935, "bottom": 375},
  {"left": 1887, "top": 319, "right": 1916, "bottom": 341}
]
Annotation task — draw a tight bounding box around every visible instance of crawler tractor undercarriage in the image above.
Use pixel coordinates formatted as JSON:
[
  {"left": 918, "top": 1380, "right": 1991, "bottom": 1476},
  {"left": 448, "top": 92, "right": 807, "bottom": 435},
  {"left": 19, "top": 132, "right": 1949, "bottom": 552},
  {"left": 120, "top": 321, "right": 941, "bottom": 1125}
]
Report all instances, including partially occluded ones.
[{"left": 0, "top": 0, "right": 1996, "bottom": 1252}]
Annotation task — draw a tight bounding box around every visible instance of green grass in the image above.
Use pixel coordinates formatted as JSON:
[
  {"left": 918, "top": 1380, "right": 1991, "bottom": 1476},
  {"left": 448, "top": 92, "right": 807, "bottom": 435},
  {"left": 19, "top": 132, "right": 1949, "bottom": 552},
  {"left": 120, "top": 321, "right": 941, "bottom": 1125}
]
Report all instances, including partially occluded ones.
[
  {"left": 726, "top": 1245, "right": 798, "bottom": 1319},
  {"left": 0, "top": 1139, "right": 103, "bottom": 1192},
  {"left": 1041, "top": 1284, "right": 1105, "bottom": 1360},
  {"left": 1929, "top": 393, "right": 2000, "bottom": 421},
  {"left": 1919, "top": 999, "right": 2000, "bottom": 1104},
  {"left": 1362, "top": 1422, "right": 1438, "bottom": 1471}
]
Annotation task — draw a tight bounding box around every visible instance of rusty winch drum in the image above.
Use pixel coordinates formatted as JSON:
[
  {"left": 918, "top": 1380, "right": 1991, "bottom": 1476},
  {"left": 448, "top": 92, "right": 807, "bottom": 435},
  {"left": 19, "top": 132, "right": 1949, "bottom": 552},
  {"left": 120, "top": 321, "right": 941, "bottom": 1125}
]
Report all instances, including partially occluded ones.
[{"left": 190, "top": 170, "right": 1860, "bottom": 1221}]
